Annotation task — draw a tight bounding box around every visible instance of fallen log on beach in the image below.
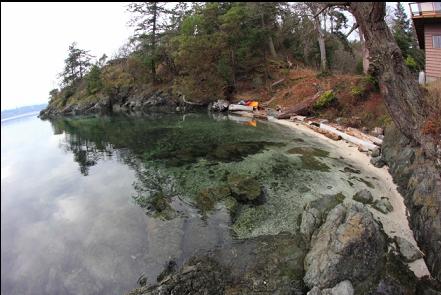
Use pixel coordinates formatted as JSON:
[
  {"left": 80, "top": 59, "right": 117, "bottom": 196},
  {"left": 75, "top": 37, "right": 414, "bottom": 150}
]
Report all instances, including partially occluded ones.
[
  {"left": 319, "top": 123, "right": 378, "bottom": 151},
  {"left": 276, "top": 91, "right": 323, "bottom": 119},
  {"left": 228, "top": 104, "right": 254, "bottom": 112}
]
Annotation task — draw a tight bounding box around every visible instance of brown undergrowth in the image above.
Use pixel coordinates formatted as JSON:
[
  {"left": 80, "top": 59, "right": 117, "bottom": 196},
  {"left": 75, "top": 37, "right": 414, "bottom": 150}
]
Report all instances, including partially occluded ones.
[{"left": 234, "top": 66, "right": 390, "bottom": 130}]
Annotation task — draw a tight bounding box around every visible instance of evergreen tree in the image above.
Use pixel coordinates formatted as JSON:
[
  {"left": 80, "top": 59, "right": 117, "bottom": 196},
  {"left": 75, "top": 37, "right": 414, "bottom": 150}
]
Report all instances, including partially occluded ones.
[
  {"left": 391, "top": 2, "right": 425, "bottom": 72},
  {"left": 392, "top": 2, "right": 412, "bottom": 57},
  {"left": 127, "top": 2, "right": 171, "bottom": 83},
  {"left": 60, "top": 42, "right": 93, "bottom": 87},
  {"left": 86, "top": 65, "right": 103, "bottom": 95}
]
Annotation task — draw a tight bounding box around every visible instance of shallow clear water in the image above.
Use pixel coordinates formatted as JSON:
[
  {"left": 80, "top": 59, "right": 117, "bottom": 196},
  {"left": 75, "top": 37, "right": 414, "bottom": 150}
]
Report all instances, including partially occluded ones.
[{"left": 1, "top": 113, "right": 385, "bottom": 295}]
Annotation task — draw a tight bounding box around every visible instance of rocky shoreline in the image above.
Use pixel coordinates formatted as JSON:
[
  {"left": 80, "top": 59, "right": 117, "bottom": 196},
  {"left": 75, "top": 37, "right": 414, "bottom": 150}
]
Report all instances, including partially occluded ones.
[
  {"left": 382, "top": 125, "right": 441, "bottom": 282},
  {"left": 127, "top": 199, "right": 439, "bottom": 294},
  {"left": 39, "top": 88, "right": 206, "bottom": 119}
]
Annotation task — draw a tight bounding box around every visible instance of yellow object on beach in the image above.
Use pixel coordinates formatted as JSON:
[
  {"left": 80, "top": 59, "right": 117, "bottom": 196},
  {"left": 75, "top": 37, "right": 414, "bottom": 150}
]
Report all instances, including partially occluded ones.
[{"left": 248, "top": 101, "right": 259, "bottom": 108}]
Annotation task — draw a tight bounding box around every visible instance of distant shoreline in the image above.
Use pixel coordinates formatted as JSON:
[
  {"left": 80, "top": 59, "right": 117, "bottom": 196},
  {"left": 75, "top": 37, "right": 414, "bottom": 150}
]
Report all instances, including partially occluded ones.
[{"left": 1, "top": 111, "right": 39, "bottom": 123}]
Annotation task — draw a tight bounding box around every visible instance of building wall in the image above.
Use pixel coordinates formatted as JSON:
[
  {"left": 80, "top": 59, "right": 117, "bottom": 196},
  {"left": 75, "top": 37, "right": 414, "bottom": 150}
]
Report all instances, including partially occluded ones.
[{"left": 425, "top": 24, "right": 441, "bottom": 80}]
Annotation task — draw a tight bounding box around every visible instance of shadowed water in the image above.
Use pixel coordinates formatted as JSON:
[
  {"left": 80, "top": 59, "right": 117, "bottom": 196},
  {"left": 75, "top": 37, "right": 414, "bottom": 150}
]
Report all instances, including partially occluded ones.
[{"left": 1, "top": 113, "right": 386, "bottom": 295}]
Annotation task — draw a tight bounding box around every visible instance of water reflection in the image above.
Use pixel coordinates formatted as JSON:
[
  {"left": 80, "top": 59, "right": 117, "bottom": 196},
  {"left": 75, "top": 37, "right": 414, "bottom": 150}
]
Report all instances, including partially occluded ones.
[{"left": 1, "top": 115, "right": 243, "bottom": 295}]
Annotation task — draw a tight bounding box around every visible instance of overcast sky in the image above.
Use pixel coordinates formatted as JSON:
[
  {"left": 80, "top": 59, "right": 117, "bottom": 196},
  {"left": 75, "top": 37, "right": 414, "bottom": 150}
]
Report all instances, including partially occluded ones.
[
  {"left": 1, "top": 2, "right": 411, "bottom": 111},
  {"left": 1, "top": 2, "right": 133, "bottom": 110}
]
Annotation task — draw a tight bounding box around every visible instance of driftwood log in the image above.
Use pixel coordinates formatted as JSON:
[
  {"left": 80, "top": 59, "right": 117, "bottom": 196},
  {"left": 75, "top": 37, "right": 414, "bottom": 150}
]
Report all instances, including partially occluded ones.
[
  {"left": 308, "top": 124, "right": 342, "bottom": 141},
  {"left": 319, "top": 123, "right": 378, "bottom": 151},
  {"left": 345, "top": 127, "right": 383, "bottom": 146},
  {"left": 276, "top": 91, "right": 323, "bottom": 119},
  {"left": 182, "top": 95, "right": 205, "bottom": 106},
  {"left": 229, "top": 104, "right": 254, "bottom": 112}
]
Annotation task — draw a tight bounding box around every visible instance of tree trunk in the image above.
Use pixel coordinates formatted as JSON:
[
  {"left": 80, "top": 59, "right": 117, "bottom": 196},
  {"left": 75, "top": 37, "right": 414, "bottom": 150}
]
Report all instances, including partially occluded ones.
[
  {"left": 261, "top": 13, "right": 270, "bottom": 93},
  {"left": 230, "top": 48, "right": 236, "bottom": 88},
  {"left": 348, "top": 2, "right": 432, "bottom": 154},
  {"left": 303, "top": 41, "right": 310, "bottom": 65},
  {"left": 358, "top": 28, "right": 370, "bottom": 74},
  {"left": 151, "top": 2, "right": 157, "bottom": 84},
  {"left": 268, "top": 35, "right": 277, "bottom": 59},
  {"left": 314, "top": 16, "right": 328, "bottom": 72}
]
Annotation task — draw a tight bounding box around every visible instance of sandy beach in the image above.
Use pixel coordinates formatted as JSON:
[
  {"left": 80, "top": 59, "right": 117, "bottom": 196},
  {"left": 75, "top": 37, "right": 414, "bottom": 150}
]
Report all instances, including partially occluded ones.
[{"left": 268, "top": 116, "right": 431, "bottom": 278}]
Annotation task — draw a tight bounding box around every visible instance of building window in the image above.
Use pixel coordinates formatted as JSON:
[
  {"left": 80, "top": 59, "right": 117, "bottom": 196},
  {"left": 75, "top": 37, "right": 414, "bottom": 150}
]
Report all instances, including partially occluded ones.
[
  {"left": 435, "top": 2, "right": 441, "bottom": 13},
  {"left": 433, "top": 35, "right": 441, "bottom": 48}
]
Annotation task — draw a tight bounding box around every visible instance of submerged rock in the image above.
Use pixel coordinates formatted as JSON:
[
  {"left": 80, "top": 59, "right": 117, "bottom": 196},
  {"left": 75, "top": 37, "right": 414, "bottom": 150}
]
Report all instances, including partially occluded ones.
[
  {"left": 227, "top": 175, "right": 262, "bottom": 203},
  {"left": 195, "top": 186, "right": 231, "bottom": 212},
  {"left": 135, "top": 256, "right": 229, "bottom": 295},
  {"left": 133, "top": 191, "right": 177, "bottom": 220},
  {"left": 222, "top": 196, "right": 238, "bottom": 216},
  {"left": 129, "top": 233, "right": 307, "bottom": 295},
  {"left": 303, "top": 203, "right": 386, "bottom": 289},
  {"left": 208, "top": 141, "right": 267, "bottom": 163},
  {"left": 373, "top": 198, "right": 393, "bottom": 214},
  {"left": 150, "top": 192, "right": 169, "bottom": 212},
  {"left": 353, "top": 189, "right": 373, "bottom": 204},
  {"left": 395, "top": 237, "right": 424, "bottom": 262}
]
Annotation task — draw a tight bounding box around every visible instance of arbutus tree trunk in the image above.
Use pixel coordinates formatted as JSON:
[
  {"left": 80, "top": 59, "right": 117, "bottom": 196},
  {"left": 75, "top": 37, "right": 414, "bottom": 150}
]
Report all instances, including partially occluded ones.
[
  {"left": 346, "top": 2, "right": 433, "bottom": 155},
  {"left": 358, "top": 28, "right": 370, "bottom": 74},
  {"left": 316, "top": 23, "right": 328, "bottom": 72},
  {"left": 312, "top": 7, "right": 328, "bottom": 72}
]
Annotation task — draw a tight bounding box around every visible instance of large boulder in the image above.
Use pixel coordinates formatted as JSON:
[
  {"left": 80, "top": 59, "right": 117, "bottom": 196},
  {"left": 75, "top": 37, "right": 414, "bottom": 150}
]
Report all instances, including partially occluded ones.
[
  {"left": 303, "top": 203, "right": 386, "bottom": 289},
  {"left": 300, "top": 193, "right": 345, "bottom": 241},
  {"left": 300, "top": 207, "right": 321, "bottom": 242}
]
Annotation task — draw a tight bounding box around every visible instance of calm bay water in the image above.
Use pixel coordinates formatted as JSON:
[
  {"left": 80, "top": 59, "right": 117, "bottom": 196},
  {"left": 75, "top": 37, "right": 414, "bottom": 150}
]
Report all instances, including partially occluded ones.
[{"left": 1, "top": 113, "right": 385, "bottom": 295}]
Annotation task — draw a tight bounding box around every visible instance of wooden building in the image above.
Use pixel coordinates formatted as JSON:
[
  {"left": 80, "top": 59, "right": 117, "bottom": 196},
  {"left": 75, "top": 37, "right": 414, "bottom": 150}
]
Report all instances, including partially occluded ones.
[{"left": 409, "top": 2, "right": 441, "bottom": 82}]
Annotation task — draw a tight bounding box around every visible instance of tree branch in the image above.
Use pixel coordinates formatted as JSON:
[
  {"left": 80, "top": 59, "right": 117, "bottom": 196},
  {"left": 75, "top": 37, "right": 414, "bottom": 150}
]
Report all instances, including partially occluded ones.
[
  {"left": 314, "top": 2, "right": 350, "bottom": 18},
  {"left": 345, "top": 23, "right": 359, "bottom": 38}
]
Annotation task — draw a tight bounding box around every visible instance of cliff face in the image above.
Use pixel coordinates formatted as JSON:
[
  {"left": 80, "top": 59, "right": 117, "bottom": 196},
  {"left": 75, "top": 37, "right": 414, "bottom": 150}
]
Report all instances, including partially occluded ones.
[{"left": 382, "top": 125, "right": 441, "bottom": 282}]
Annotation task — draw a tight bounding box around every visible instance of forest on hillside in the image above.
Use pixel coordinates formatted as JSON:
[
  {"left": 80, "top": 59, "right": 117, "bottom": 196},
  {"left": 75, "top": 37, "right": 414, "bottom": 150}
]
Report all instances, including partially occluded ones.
[{"left": 48, "top": 2, "right": 424, "bottom": 105}]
